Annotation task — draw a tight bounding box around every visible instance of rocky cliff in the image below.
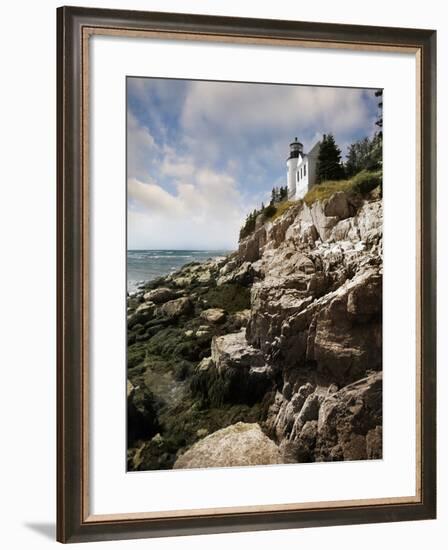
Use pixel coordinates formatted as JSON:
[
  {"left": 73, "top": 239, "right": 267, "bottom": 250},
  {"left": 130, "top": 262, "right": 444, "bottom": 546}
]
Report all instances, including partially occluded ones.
[{"left": 127, "top": 186, "right": 382, "bottom": 470}]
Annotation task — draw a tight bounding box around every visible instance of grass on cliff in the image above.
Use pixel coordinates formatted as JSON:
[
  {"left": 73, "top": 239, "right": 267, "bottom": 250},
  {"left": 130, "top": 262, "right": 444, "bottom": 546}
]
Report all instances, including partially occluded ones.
[
  {"left": 238, "top": 170, "right": 381, "bottom": 241},
  {"left": 304, "top": 169, "right": 382, "bottom": 206},
  {"left": 268, "top": 200, "right": 296, "bottom": 221}
]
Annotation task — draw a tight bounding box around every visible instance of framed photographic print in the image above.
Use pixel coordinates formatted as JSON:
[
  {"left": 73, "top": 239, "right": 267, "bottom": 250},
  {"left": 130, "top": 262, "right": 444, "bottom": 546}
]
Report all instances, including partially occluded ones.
[{"left": 57, "top": 6, "right": 437, "bottom": 543}]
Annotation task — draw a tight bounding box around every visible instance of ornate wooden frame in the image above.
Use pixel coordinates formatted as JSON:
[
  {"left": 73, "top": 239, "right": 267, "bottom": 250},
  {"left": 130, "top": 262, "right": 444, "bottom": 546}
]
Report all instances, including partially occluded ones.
[{"left": 57, "top": 6, "right": 437, "bottom": 543}]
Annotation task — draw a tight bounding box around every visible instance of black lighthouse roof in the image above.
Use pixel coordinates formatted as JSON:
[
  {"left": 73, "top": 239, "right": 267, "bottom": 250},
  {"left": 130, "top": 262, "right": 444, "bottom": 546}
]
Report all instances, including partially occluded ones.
[
  {"left": 287, "top": 137, "right": 303, "bottom": 160},
  {"left": 290, "top": 137, "right": 303, "bottom": 148}
]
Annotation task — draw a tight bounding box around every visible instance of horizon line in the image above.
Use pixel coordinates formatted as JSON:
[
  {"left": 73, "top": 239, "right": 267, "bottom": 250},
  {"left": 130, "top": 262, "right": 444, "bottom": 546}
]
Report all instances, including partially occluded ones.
[{"left": 127, "top": 248, "right": 236, "bottom": 251}]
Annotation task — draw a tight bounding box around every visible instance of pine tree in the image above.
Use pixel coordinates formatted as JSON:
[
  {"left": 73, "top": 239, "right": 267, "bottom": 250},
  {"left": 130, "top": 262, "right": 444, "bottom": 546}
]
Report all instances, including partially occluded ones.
[
  {"left": 369, "top": 131, "right": 382, "bottom": 170},
  {"left": 316, "top": 133, "right": 345, "bottom": 183},
  {"left": 345, "top": 143, "right": 358, "bottom": 178},
  {"left": 375, "top": 89, "right": 383, "bottom": 136},
  {"left": 345, "top": 134, "right": 382, "bottom": 177},
  {"left": 271, "top": 186, "right": 282, "bottom": 204}
]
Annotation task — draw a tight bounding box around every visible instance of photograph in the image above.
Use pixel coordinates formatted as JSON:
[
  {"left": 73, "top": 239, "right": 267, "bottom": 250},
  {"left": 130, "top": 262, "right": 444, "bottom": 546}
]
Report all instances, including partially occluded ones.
[
  {"left": 54, "top": 5, "right": 437, "bottom": 543},
  {"left": 126, "top": 77, "right": 384, "bottom": 471}
]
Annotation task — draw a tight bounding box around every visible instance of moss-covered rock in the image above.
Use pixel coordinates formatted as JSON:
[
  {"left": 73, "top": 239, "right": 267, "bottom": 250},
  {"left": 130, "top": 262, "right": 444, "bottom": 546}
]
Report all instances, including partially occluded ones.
[{"left": 202, "top": 283, "right": 250, "bottom": 313}]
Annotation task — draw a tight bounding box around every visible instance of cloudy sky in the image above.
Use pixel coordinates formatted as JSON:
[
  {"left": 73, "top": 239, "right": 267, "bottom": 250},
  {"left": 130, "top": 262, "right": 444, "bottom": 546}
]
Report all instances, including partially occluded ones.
[{"left": 127, "top": 77, "right": 378, "bottom": 250}]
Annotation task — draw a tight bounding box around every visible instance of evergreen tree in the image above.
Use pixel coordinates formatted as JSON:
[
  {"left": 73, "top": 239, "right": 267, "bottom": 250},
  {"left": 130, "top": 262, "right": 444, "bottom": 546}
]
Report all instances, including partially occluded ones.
[
  {"left": 375, "top": 89, "right": 383, "bottom": 136},
  {"left": 369, "top": 131, "right": 382, "bottom": 170},
  {"left": 345, "top": 143, "right": 358, "bottom": 178},
  {"left": 316, "top": 133, "right": 345, "bottom": 183},
  {"left": 270, "top": 186, "right": 282, "bottom": 204},
  {"left": 345, "top": 134, "right": 382, "bottom": 177}
]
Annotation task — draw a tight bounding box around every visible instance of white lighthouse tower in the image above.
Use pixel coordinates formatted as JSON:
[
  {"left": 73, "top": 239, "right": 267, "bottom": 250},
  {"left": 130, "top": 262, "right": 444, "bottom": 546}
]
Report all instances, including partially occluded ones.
[
  {"left": 286, "top": 137, "right": 321, "bottom": 200},
  {"left": 286, "top": 137, "right": 303, "bottom": 199}
]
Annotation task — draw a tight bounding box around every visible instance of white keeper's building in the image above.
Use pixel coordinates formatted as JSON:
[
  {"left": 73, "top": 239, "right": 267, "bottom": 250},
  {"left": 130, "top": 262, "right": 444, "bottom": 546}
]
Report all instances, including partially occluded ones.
[{"left": 287, "top": 137, "right": 321, "bottom": 200}]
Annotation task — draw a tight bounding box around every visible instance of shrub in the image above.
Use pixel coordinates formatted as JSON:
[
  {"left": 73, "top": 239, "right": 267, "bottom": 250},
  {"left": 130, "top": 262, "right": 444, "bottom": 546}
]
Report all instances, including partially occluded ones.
[
  {"left": 351, "top": 169, "right": 382, "bottom": 195},
  {"left": 263, "top": 203, "right": 277, "bottom": 219}
]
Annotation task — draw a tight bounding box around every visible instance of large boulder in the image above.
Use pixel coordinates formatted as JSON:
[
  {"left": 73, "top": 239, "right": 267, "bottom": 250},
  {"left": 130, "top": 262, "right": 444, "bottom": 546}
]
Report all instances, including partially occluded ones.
[
  {"left": 127, "top": 302, "right": 155, "bottom": 328},
  {"left": 192, "top": 330, "right": 273, "bottom": 405},
  {"left": 200, "top": 308, "right": 227, "bottom": 324},
  {"left": 211, "top": 329, "right": 265, "bottom": 372},
  {"left": 217, "top": 261, "right": 255, "bottom": 286},
  {"left": 159, "top": 297, "right": 192, "bottom": 319},
  {"left": 143, "top": 287, "right": 174, "bottom": 304},
  {"left": 173, "top": 423, "right": 281, "bottom": 469}
]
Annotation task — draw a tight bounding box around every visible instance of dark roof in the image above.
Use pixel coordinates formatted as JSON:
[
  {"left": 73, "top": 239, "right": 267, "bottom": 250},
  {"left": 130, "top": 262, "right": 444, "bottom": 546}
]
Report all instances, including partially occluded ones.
[{"left": 289, "top": 139, "right": 303, "bottom": 147}]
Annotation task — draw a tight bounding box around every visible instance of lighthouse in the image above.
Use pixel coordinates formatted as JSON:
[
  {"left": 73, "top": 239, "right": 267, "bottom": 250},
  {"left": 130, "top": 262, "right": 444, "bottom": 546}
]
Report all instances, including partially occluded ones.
[
  {"left": 286, "top": 137, "right": 321, "bottom": 200},
  {"left": 286, "top": 137, "right": 303, "bottom": 199}
]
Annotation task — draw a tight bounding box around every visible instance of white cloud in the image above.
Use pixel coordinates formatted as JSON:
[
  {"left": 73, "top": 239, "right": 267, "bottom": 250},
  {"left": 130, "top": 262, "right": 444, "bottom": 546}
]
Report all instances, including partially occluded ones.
[
  {"left": 128, "top": 178, "right": 183, "bottom": 215},
  {"left": 127, "top": 165, "right": 245, "bottom": 250},
  {"left": 127, "top": 111, "right": 160, "bottom": 180},
  {"left": 177, "top": 81, "right": 375, "bottom": 184},
  {"left": 159, "top": 154, "right": 195, "bottom": 180},
  {"left": 181, "top": 82, "right": 371, "bottom": 139}
]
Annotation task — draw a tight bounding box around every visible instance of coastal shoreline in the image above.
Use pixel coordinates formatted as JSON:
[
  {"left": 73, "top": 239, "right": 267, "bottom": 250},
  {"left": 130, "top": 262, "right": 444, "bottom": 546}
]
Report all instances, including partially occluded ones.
[
  {"left": 127, "top": 186, "right": 383, "bottom": 471},
  {"left": 127, "top": 250, "right": 232, "bottom": 294}
]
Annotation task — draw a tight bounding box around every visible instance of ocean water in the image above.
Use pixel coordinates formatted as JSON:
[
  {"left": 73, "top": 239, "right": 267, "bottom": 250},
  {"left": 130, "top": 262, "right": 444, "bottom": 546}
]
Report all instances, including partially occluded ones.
[{"left": 127, "top": 250, "right": 231, "bottom": 293}]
